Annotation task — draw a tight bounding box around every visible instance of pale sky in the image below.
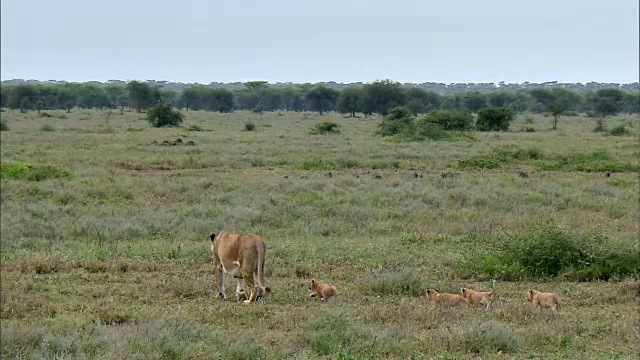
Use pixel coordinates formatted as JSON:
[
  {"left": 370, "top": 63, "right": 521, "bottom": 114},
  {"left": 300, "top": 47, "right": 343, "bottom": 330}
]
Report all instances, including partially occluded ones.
[{"left": 1, "top": 0, "right": 638, "bottom": 84}]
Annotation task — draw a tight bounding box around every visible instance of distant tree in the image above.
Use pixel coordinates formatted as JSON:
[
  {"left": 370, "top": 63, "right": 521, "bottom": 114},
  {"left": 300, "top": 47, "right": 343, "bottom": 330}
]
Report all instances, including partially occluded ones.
[
  {"left": 126, "top": 81, "right": 154, "bottom": 112},
  {"left": 180, "top": 87, "right": 204, "bottom": 111},
  {"left": 376, "top": 106, "right": 413, "bottom": 136},
  {"left": 104, "top": 85, "right": 128, "bottom": 111},
  {"left": 362, "top": 80, "right": 406, "bottom": 116},
  {"left": 404, "top": 88, "right": 441, "bottom": 116},
  {"left": 259, "top": 88, "right": 284, "bottom": 111},
  {"left": 243, "top": 81, "right": 268, "bottom": 92},
  {"left": 337, "top": 86, "right": 363, "bottom": 117},
  {"left": 591, "top": 88, "right": 624, "bottom": 117},
  {"left": 487, "top": 92, "right": 515, "bottom": 108},
  {"left": 529, "top": 88, "right": 579, "bottom": 130},
  {"left": 234, "top": 89, "right": 260, "bottom": 111},
  {"left": 476, "top": 106, "right": 515, "bottom": 131},
  {"left": 37, "top": 86, "right": 59, "bottom": 110},
  {"left": 463, "top": 92, "right": 487, "bottom": 113},
  {"left": 205, "top": 88, "right": 235, "bottom": 112},
  {"left": 620, "top": 92, "right": 640, "bottom": 114},
  {"left": 440, "top": 94, "right": 464, "bottom": 110},
  {"left": 160, "top": 90, "right": 179, "bottom": 107},
  {"left": 146, "top": 103, "right": 184, "bottom": 127},
  {"left": 422, "top": 109, "right": 473, "bottom": 131},
  {"left": 0, "top": 86, "right": 9, "bottom": 108},
  {"left": 78, "top": 85, "right": 109, "bottom": 109},
  {"left": 305, "top": 85, "right": 338, "bottom": 115},
  {"left": 56, "top": 87, "right": 78, "bottom": 112},
  {"left": 8, "top": 84, "right": 39, "bottom": 113}
]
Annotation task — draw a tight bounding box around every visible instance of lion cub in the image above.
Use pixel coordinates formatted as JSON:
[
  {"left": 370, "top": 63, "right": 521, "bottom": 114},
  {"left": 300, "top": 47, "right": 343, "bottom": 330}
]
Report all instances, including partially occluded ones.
[
  {"left": 308, "top": 279, "right": 339, "bottom": 301},
  {"left": 426, "top": 288, "right": 469, "bottom": 307},
  {"left": 461, "top": 286, "right": 496, "bottom": 309},
  {"left": 527, "top": 289, "right": 561, "bottom": 311}
]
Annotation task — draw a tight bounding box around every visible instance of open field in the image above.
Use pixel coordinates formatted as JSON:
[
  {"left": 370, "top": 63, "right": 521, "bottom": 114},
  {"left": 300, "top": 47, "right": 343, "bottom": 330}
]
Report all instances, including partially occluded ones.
[{"left": 1, "top": 109, "right": 639, "bottom": 359}]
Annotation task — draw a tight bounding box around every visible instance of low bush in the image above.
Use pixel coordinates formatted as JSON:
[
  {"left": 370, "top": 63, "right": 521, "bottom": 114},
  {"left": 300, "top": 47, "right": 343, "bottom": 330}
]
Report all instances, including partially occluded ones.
[
  {"left": 476, "top": 107, "right": 515, "bottom": 131},
  {"left": 310, "top": 121, "right": 340, "bottom": 135},
  {"left": 244, "top": 121, "right": 256, "bottom": 131},
  {"left": 421, "top": 109, "right": 473, "bottom": 131},
  {"left": 0, "top": 118, "right": 8, "bottom": 131},
  {"left": 459, "top": 321, "right": 520, "bottom": 354},
  {"left": 147, "top": 103, "right": 184, "bottom": 127},
  {"left": 608, "top": 125, "right": 631, "bottom": 136},
  {"left": 364, "top": 271, "right": 424, "bottom": 297},
  {"left": 457, "top": 226, "right": 639, "bottom": 281},
  {"left": 0, "top": 161, "right": 73, "bottom": 181},
  {"left": 376, "top": 107, "right": 413, "bottom": 137}
]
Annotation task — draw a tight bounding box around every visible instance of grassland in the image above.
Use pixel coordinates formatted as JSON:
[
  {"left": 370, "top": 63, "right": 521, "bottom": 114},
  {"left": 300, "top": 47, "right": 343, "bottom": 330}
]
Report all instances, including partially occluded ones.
[{"left": 1, "top": 108, "right": 639, "bottom": 359}]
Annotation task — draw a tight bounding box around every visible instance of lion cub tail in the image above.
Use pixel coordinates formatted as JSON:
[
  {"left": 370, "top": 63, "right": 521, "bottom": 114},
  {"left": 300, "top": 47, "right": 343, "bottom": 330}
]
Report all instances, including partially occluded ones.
[{"left": 256, "top": 240, "right": 271, "bottom": 293}]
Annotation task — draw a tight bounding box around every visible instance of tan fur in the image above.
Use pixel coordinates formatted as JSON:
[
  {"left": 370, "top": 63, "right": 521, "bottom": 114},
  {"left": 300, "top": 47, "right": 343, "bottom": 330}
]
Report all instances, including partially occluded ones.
[
  {"left": 461, "top": 287, "right": 496, "bottom": 309},
  {"left": 308, "top": 279, "right": 339, "bottom": 301},
  {"left": 209, "top": 231, "right": 271, "bottom": 304},
  {"left": 426, "top": 288, "right": 469, "bottom": 307},
  {"left": 527, "top": 289, "right": 560, "bottom": 311}
]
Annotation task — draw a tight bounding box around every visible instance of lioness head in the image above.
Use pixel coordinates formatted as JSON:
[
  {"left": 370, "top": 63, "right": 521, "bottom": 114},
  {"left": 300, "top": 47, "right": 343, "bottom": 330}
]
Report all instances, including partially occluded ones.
[
  {"left": 308, "top": 279, "right": 316, "bottom": 290},
  {"left": 527, "top": 289, "right": 535, "bottom": 302}
]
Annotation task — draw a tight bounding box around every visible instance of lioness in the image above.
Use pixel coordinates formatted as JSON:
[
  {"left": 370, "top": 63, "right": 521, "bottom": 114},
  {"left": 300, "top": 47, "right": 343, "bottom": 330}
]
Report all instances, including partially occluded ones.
[
  {"left": 527, "top": 289, "right": 560, "bottom": 311},
  {"left": 209, "top": 231, "right": 271, "bottom": 303},
  {"left": 426, "top": 288, "right": 469, "bottom": 307},
  {"left": 308, "top": 279, "right": 339, "bottom": 301}
]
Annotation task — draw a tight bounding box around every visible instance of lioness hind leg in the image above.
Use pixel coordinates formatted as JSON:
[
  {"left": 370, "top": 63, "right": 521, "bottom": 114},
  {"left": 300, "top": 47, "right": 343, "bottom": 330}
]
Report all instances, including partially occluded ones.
[{"left": 243, "top": 273, "right": 258, "bottom": 304}]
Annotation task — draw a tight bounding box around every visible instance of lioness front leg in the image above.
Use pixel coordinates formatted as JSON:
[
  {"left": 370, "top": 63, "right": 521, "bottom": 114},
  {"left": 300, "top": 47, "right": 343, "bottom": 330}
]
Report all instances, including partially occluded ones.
[{"left": 215, "top": 266, "right": 226, "bottom": 300}]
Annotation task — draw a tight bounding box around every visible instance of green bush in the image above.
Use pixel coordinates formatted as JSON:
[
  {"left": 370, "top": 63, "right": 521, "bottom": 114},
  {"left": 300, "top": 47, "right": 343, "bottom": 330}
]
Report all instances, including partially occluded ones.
[
  {"left": 244, "top": 121, "right": 256, "bottom": 131},
  {"left": 147, "top": 103, "right": 184, "bottom": 127},
  {"left": 458, "top": 226, "right": 639, "bottom": 281},
  {"left": 536, "top": 149, "right": 639, "bottom": 173},
  {"left": 421, "top": 109, "right": 473, "bottom": 131},
  {"left": 459, "top": 321, "right": 520, "bottom": 354},
  {"left": 608, "top": 125, "right": 631, "bottom": 136},
  {"left": 365, "top": 271, "right": 424, "bottom": 296},
  {"left": 306, "top": 312, "right": 372, "bottom": 356},
  {"left": 0, "top": 118, "right": 8, "bottom": 131},
  {"left": 458, "top": 145, "right": 545, "bottom": 169},
  {"left": 376, "top": 107, "right": 413, "bottom": 137},
  {"left": 310, "top": 121, "right": 340, "bottom": 135},
  {"left": 0, "top": 161, "right": 73, "bottom": 181},
  {"left": 476, "top": 107, "right": 515, "bottom": 131}
]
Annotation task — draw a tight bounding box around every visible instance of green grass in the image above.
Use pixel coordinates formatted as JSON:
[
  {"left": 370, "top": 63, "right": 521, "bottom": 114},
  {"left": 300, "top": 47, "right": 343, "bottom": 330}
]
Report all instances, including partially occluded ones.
[{"left": 0, "top": 109, "right": 638, "bottom": 359}]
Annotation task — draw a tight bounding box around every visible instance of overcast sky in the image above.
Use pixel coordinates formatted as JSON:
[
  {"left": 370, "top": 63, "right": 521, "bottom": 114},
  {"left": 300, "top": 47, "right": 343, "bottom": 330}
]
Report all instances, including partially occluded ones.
[{"left": 1, "top": 0, "right": 638, "bottom": 84}]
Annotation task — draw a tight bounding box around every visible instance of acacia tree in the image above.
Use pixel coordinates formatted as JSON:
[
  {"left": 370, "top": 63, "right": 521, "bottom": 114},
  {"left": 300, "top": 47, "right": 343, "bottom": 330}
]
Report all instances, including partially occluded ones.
[
  {"left": 404, "top": 87, "right": 441, "bottom": 116},
  {"left": 8, "top": 84, "right": 39, "bottom": 113},
  {"left": 305, "top": 85, "right": 338, "bottom": 115},
  {"left": 529, "top": 88, "right": 579, "bottom": 130},
  {"left": 337, "top": 86, "right": 363, "bottom": 117},
  {"left": 463, "top": 92, "right": 487, "bottom": 113},
  {"left": 126, "top": 81, "right": 154, "bottom": 112},
  {"left": 362, "top": 80, "right": 406, "bottom": 116},
  {"left": 591, "top": 88, "right": 624, "bottom": 117}
]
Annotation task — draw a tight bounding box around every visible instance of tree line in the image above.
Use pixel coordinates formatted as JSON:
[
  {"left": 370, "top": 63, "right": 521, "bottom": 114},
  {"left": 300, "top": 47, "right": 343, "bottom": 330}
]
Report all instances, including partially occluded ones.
[{"left": 1, "top": 80, "right": 638, "bottom": 117}]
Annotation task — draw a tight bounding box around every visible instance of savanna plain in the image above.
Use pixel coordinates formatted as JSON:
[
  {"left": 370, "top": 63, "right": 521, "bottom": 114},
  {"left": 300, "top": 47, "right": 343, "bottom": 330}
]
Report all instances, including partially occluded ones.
[{"left": 1, "top": 109, "right": 639, "bottom": 359}]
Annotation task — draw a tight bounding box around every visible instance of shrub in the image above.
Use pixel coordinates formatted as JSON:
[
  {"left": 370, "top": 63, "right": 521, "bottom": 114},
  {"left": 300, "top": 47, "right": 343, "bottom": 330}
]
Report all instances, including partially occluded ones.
[
  {"left": 310, "top": 121, "right": 340, "bottom": 135},
  {"left": 306, "top": 312, "right": 372, "bottom": 356},
  {"left": 40, "top": 124, "right": 56, "bottom": 132},
  {"left": 421, "top": 109, "right": 473, "bottom": 131},
  {"left": 0, "top": 161, "right": 73, "bottom": 181},
  {"left": 458, "top": 226, "right": 639, "bottom": 281},
  {"left": 365, "top": 271, "right": 424, "bottom": 297},
  {"left": 0, "top": 118, "right": 8, "bottom": 131},
  {"left": 376, "top": 107, "right": 413, "bottom": 137},
  {"left": 593, "top": 118, "right": 606, "bottom": 132},
  {"left": 147, "top": 103, "right": 184, "bottom": 127},
  {"left": 244, "top": 121, "right": 256, "bottom": 131},
  {"left": 185, "top": 124, "right": 203, "bottom": 131},
  {"left": 458, "top": 145, "right": 545, "bottom": 169},
  {"left": 608, "top": 125, "right": 630, "bottom": 136},
  {"left": 459, "top": 321, "right": 520, "bottom": 354},
  {"left": 476, "top": 107, "right": 515, "bottom": 131}
]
